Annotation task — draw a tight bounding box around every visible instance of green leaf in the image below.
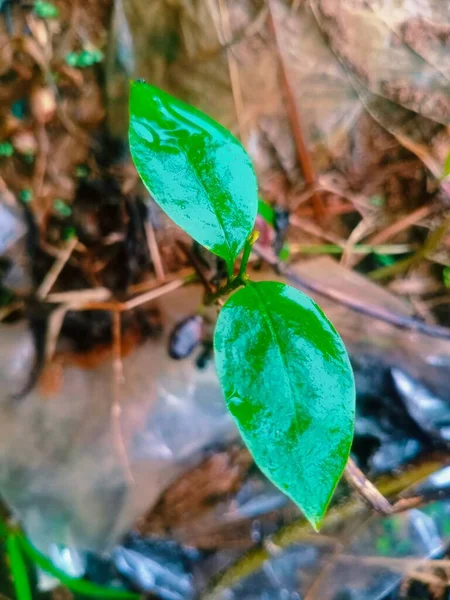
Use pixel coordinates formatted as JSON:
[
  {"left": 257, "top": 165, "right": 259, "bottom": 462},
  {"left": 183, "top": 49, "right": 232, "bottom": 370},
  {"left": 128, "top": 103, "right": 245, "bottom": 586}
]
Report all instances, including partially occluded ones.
[
  {"left": 443, "top": 266, "right": 450, "bottom": 289},
  {"left": 19, "top": 189, "right": 32, "bottom": 204},
  {"left": 6, "top": 534, "right": 31, "bottom": 600},
  {"left": 129, "top": 81, "right": 258, "bottom": 269},
  {"left": 19, "top": 538, "right": 139, "bottom": 599},
  {"left": 443, "top": 152, "right": 450, "bottom": 179},
  {"left": 34, "top": 0, "right": 59, "bottom": 19},
  {"left": 257, "top": 198, "right": 275, "bottom": 226},
  {"left": 214, "top": 281, "right": 355, "bottom": 529},
  {"left": 0, "top": 517, "right": 8, "bottom": 538},
  {"left": 65, "top": 48, "right": 103, "bottom": 69},
  {"left": 53, "top": 199, "right": 72, "bottom": 218},
  {"left": 0, "top": 142, "right": 14, "bottom": 157}
]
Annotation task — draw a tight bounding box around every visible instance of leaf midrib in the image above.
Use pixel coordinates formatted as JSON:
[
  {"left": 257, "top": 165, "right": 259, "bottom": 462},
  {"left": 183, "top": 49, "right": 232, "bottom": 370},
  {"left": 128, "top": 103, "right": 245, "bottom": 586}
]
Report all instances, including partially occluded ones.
[
  {"left": 250, "top": 283, "right": 305, "bottom": 437},
  {"left": 178, "top": 138, "right": 234, "bottom": 258}
]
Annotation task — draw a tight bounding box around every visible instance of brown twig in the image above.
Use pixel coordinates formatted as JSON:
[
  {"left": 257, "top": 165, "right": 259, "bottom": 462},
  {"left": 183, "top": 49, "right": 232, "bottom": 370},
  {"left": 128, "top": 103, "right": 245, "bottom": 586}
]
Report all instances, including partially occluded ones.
[
  {"left": 145, "top": 221, "right": 165, "bottom": 282},
  {"left": 267, "top": 0, "right": 326, "bottom": 223},
  {"left": 253, "top": 243, "right": 450, "bottom": 339},
  {"left": 46, "top": 277, "right": 191, "bottom": 312},
  {"left": 45, "top": 304, "right": 71, "bottom": 362},
  {"left": 123, "top": 278, "right": 187, "bottom": 311},
  {"left": 344, "top": 457, "right": 393, "bottom": 514},
  {"left": 46, "top": 287, "right": 111, "bottom": 305},
  {"left": 368, "top": 204, "right": 436, "bottom": 246},
  {"left": 36, "top": 237, "right": 78, "bottom": 300},
  {"left": 289, "top": 214, "right": 344, "bottom": 245}
]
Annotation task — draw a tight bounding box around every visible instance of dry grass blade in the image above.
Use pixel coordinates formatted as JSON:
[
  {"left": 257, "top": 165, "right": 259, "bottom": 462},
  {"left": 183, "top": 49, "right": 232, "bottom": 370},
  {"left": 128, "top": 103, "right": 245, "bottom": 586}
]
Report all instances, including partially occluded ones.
[
  {"left": 290, "top": 214, "right": 345, "bottom": 245},
  {"left": 111, "top": 310, "right": 134, "bottom": 486},
  {"left": 214, "top": 0, "right": 247, "bottom": 142},
  {"left": 340, "top": 216, "right": 378, "bottom": 267},
  {"left": 370, "top": 214, "right": 450, "bottom": 281},
  {"left": 267, "top": 0, "right": 326, "bottom": 223},
  {"left": 46, "top": 287, "right": 111, "bottom": 304},
  {"left": 368, "top": 205, "right": 437, "bottom": 246},
  {"left": 254, "top": 243, "right": 450, "bottom": 339},
  {"left": 45, "top": 304, "right": 71, "bottom": 362}
]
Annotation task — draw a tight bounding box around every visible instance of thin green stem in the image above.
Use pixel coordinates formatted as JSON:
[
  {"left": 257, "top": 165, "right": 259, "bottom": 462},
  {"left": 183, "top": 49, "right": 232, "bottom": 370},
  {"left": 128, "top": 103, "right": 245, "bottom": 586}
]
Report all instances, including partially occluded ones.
[
  {"left": 225, "top": 257, "right": 235, "bottom": 279},
  {"left": 238, "top": 231, "right": 259, "bottom": 278}
]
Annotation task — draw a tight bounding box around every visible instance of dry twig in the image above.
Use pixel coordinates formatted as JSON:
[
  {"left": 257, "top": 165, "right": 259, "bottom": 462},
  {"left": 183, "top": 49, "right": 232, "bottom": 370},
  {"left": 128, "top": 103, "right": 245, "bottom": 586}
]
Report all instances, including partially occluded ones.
[
  {"left": 36, "top": 237, "right": 78, "bottom": 300},
  {"left": 145, "top": 221, "right": 165, "bottom": 282}
]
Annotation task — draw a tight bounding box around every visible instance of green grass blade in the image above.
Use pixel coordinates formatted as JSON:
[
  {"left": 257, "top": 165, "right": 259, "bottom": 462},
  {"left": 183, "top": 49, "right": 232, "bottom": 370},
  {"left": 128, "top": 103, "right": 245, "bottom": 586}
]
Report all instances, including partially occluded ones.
[
  {"left": 6, "top": 534, "right": 32, "bottom": 600},
  {"left": 19, "top": 537, "right": 139, "bottom": 599}
]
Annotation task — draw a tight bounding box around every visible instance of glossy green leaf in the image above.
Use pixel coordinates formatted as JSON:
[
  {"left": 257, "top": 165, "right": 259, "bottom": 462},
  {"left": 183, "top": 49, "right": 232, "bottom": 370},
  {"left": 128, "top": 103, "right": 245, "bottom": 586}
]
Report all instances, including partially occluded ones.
[
  {"left": 257, "top": 198, "right": 275, "bottom": 226},
  {"left": 7, "top": 534, "right": 31, "bottom": 600},
  {"left": 19, "top": 537, "right": 139, "bottom": 599},
  {"left": 214, "top": 281, "right": 355, "bottom": 529},
  {"left": 129, "top": 81, "right": 258, "bottom": 269}
]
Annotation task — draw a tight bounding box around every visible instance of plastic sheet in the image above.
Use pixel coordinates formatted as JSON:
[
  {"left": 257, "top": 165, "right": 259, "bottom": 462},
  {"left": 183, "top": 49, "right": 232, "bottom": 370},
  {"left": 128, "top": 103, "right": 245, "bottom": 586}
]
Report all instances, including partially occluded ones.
[
  {"left": 1, "top": 257, "right": 450, "bottom": 561},
  {"left": 0, "top": 285, "right": 236, "bottom": 554},
  {"left": 113, "top": 535, "right": 200, "bottom": 600}
]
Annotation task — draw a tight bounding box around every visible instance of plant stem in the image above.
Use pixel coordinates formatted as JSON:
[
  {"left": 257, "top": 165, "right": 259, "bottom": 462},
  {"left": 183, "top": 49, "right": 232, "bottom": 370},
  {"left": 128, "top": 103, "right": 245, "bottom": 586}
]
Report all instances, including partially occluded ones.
[
  {"left": 206, "top": 232, "right": 259, "bottom": 305},
  {"left": 205, "top": 274, "right": 245, "bottom": 305},
  {"left": 238, "top": 231, "right": 259, "bottom": 278}
]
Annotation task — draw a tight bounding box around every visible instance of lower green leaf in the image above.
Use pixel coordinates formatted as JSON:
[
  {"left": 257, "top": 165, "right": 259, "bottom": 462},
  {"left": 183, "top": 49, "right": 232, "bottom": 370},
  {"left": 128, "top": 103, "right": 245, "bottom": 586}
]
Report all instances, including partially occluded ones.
[
  {"left": 7, "top": 534, "right": 31, "bottom": 600},
  {"left": 19, "top": 537, "right": 139, "bottom": 599},
  {"left": 214, "top": 281, "right": 355, "bottom": 529}
]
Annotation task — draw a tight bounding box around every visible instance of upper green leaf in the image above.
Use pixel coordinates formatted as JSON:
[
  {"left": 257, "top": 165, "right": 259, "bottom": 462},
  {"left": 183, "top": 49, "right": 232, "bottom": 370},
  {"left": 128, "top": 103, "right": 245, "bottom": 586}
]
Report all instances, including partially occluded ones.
[
  {"left": 214, "top": 281, "right": 355, "bottom": 529},
  {"left": 129, "top": 81, "right": 258, "bottom": 268}
]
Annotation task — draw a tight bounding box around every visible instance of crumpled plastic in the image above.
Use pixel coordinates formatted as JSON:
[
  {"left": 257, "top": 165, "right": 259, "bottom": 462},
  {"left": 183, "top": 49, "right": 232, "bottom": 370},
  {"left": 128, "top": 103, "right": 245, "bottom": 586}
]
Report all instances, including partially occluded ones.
[
  {"left": 209, "top": 464, "right": 450, "bottom": 599},
  {"left": 0, "top": 284, "right": 236, "bottom": 554}
]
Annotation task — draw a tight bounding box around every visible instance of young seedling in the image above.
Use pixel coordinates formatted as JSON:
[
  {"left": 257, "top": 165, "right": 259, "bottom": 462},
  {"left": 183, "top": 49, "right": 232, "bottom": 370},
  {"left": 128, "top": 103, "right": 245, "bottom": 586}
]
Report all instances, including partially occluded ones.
[{"left": 129, "top": 81, "right": 355, "bottom": 529}]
